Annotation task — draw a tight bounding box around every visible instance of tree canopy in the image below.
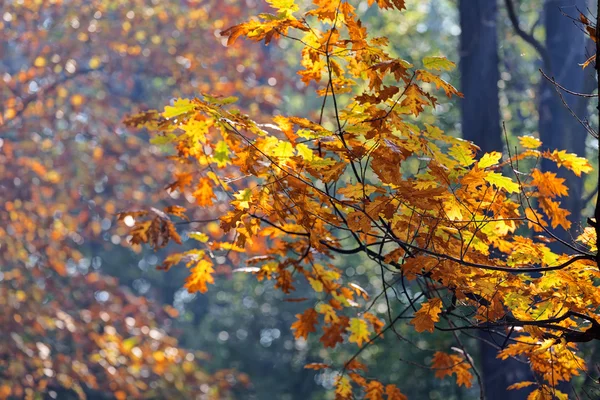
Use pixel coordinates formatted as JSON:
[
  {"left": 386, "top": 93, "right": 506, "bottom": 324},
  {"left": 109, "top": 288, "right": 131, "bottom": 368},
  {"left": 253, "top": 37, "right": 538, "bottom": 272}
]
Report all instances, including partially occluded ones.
[
  {"left": 122, "top": 1, "right": 600, "bottom": 399},
  {"left": 3, "top": 0, "right": 600, "bottom": 399}
]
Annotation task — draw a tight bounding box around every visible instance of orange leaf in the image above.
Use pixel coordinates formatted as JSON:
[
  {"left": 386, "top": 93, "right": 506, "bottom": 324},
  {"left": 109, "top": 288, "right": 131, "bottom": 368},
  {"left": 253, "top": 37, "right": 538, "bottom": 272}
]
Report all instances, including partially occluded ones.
[
  {"left": 291, "top": 308, "right": 318, "bottom": 339},
  {"left": 193, "top": 177, "right": 216, "bottom": 206},
  {"left": 410, "top": 298, "right": 443, "bottom": 333},
  {"left": 184, "top": 259, "right": 215, "bottom": 293}
]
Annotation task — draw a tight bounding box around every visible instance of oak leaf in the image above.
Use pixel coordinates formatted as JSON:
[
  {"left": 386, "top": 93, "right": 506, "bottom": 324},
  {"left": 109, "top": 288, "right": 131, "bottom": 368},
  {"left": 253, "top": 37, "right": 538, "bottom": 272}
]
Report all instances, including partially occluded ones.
[
  {"left": 291, "top": 308, "right": 318, "bottom": 339},
  {"left": 410, "top": 298, "right": 443, "bottom": 333},
  {"left": 347, "top": 317, "right": 370, "bottom": 346}
]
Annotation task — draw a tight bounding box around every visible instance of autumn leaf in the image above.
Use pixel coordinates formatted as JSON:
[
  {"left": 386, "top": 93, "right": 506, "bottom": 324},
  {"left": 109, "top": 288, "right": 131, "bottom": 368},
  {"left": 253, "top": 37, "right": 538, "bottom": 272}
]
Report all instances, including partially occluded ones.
[
  {"left": 193, "top": 177, "right": 217, "bottom": 206},
  {"left": 364, "top": 380, "right": 384, "bottom": 400},
  {"left": 163, "top": 98, "right": 195, "bottom": 118},
  {"left": 422, "top": 56, "right": 456, "bottom": 71},
  {"left": 519, "top": 135, "right": 542, "bottom": 149},
  {"left": 410, "top": 298, "right": 443, "bottom": 333},
  {"left": 543, "top": 149, "right": 592, "bottom": 177},
  {"left": 184, "top": 259, "right": 215, "bottom": 293},
  {"left": 335, "top": 376, "right": 353, "bottom": 399},
  {"left": 531, "top": 169, "right": 568, "bottom": 198},
  {"left": 431, "top": 352, "right": 473, "bottom": 388},
  {"left": 477, "top": 151, "right": 502, "bottom": 169},
  {"left": 320, "top": 316, "right": 349, "bottom": 348},
  {"left": 347, "top": 317, "right": 370, "bottom": 346},
  {"left": 527, "top": 387, "right": 568, "bottom": 400},
  {"left": 367, "top": 0, "right": 406, "bottom": 10},
  {"left": 338, "top": 183, "right": 385, "bottom": 199},
  {"left": 166, "top": 173, "right": 193, "bottom": 194},
  {"left": 416, "top": 69, "right": 462, "bottom": 98},
  {"left": 304, "top": 363, "right": 330, "bottom": 370},
  {"left": 266, "top": 0, "right": 299, "bottom": 13},
  {"left": 507, "top": 381, "right": 536, "bottom": 390},
  {"left": 291, "top": 308, "right": 318, "bottom": 339},
  {"left": 484, "top": 171, "right": 520, "bottom": 193},
  {"left": 317, "top": 303, "right": 339, "bottom": 324},
  {"left": 385, "top": 384, "right": 408, "bottom": 400},
  {"left": 401, "top": 84, "right": 429, "bottom": 116}
]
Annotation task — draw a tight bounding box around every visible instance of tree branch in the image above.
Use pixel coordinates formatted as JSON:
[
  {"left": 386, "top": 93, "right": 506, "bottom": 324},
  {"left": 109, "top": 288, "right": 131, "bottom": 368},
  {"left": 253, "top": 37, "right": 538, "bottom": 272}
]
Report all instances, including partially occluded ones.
[{"left": 504, "top": 0, "right": 551, "bottom": 70}]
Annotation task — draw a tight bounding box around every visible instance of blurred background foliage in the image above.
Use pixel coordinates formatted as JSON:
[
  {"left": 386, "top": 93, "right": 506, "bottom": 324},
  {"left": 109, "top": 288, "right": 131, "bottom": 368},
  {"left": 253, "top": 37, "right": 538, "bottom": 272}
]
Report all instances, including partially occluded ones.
[{"left": 1, "top": 0, "right": 598, "bottom": 399}]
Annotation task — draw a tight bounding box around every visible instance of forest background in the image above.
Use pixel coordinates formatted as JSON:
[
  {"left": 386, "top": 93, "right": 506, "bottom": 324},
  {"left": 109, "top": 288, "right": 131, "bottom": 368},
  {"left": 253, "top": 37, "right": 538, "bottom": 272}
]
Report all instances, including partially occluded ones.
[{"left": 1, "top": 0, "right": 599, "bottom": 399}]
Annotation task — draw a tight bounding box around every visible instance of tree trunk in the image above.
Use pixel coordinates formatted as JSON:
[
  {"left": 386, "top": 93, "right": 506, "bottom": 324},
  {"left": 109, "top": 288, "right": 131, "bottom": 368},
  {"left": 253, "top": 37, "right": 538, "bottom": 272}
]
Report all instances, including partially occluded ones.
[
  {"left": 460, "top": 1, "right": 532, "bottom": 399},
  {"left": 540, "top": 0, "right": 587, "bottom": 232},
  {"left": 459, "top": 0, "right": 503, "bottom": 154}
]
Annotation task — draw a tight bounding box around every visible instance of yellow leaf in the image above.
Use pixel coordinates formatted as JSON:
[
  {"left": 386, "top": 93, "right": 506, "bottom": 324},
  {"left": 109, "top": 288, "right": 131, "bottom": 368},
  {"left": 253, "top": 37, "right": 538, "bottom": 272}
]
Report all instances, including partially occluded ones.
[
  {"left": 484, "top": 172, "right": 520, "bottom": 193},
  {"left": 188, "top": 232, "right": 209, "bottom": 242},
  {"left": 576, "top": 226, "right": 597, "bottom": 251},
  {"left": 534, "top": 339, "right": 556, "bottom": 354},
  {"left": 478, "top": 151, "right": 502, "bottom": 169},
  {"left": 335, "top": 376, "right": 353, "bottom": 399},
  {"left": 266, "top": 0, "right": 299, "bottom": 12},
  {"left": 527, "top": 388, "right": 567, "bottom": 400},
  {"left": 416, "top": 69, "right": 462, "bottom": 98},
  {"left": 448, "top": 143, "right": 475, "bottom": 167},
  {"left": 163, "top": 98, "right": 195, "bottom": 118},
  {"left": 544, "top": 149, "right": 592, "bottom": 177},
  {"left": 296, "top": 143, "right": 314, "bottom": 160},
  {"left": 308, "top": 277, "right": 324, "bottom": 292},
  {"left": 272, "top": 140, "right": 294, "bottom": 159},
  {"left": 347, "top": 317, "right": 370, "bottom": 346},
  {"left": 443, "top": 197, "right": 463, "bottom": 221},
  {"left": 182, "top": 119, "right": 209, "bottom": 144},
  {"left": 519, "top": 135, "right": 542, "bottom": 149}
]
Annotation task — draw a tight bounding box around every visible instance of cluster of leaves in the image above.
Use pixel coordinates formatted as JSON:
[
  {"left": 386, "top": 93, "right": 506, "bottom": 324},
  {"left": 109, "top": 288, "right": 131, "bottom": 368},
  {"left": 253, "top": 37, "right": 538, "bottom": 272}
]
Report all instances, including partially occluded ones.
[{"left": 123, "top": 0, "right": 600, "bottom": 398}]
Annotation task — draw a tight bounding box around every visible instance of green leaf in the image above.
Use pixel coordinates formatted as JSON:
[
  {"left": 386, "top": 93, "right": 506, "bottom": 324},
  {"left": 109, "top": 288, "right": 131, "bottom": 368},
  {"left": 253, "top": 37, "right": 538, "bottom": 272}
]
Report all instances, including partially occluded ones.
[
  {"left": 422, "top": 56, "right": 456, "bottom": 71},
  {"left": 484, "top": 172, "right": 520, "bottom": 193},
  {"left": 213, "top": 140, "right": 231, "bottom": 167},
  {"left": 448, "top": 143, "right": 475, "bottom": 166},
  {"left": 163, "top": 98, "right": 195, "bottom": 118}
]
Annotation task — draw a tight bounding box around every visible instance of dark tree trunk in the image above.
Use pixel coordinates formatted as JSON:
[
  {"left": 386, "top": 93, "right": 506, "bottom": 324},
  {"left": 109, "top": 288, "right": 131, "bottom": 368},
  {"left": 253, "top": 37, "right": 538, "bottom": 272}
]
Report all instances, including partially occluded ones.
[
  {"left": 540, "top": 0, "right": 587, "bottom": 232},
  {"left": 459, "top": 0, "right": 503, "bottom": 154},
  {"left": 460, "top": 1, "right": 532, "bottom": 399}
]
